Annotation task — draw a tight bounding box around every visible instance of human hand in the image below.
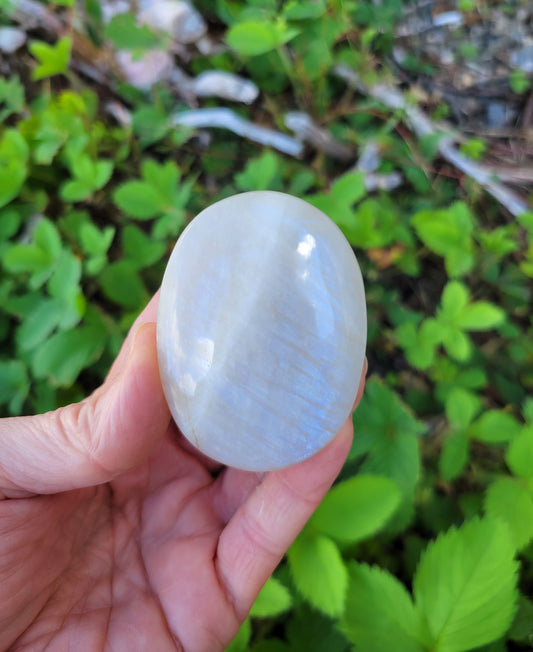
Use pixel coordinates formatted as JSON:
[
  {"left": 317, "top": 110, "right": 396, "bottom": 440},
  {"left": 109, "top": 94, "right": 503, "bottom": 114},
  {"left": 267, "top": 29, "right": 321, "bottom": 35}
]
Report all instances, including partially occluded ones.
[{"left": 0, "top": 294, "right": 366, "bottom": 651}]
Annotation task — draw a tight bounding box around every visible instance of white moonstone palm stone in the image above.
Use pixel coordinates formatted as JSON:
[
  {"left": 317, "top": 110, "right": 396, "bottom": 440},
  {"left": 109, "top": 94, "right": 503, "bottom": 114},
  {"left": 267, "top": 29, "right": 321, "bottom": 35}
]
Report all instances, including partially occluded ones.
[{"left": 157, "top": 191, "right": 366, "bottom": 471}]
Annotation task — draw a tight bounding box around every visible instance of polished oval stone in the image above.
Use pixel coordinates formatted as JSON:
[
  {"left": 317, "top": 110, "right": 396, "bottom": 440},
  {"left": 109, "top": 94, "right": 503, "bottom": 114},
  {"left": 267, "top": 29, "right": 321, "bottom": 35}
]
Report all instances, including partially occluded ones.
[{"left": 157, "top": 191, "right": 367, "bottom": 471}]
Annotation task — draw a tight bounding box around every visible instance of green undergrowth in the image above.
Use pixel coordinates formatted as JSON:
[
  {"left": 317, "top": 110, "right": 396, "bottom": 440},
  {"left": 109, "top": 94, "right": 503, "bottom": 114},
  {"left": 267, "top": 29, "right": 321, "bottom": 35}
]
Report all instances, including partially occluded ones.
[{"left": 1, "top": 0, "right": 533, "bottom": 650}]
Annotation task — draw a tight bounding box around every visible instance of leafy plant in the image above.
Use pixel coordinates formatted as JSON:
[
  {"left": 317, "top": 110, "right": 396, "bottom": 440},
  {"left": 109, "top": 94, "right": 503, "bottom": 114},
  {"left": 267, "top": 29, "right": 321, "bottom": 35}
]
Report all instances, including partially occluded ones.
[{"left": 29, "top": 37, "right": 72, "bottom": 80}]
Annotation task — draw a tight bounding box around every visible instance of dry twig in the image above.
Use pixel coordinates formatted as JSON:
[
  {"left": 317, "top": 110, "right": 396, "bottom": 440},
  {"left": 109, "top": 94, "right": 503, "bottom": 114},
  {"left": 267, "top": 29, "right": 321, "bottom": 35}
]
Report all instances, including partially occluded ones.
[
  {"left": 334, "top": 65, "right": 532, "bottom": 217},
  {"left": 171, "top": 108, "right": 304, "bottom": 157}
]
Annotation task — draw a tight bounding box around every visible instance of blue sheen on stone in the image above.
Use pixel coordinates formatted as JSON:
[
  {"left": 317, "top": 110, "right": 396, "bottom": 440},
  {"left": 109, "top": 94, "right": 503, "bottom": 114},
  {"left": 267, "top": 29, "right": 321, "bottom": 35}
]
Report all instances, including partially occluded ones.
[{"left": 157, "top": 191, "right": 367, "bottom": 471}]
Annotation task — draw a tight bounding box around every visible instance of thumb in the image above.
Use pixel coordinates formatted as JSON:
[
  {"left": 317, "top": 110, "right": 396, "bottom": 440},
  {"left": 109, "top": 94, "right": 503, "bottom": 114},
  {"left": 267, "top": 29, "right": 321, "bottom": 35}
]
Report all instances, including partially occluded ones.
[{"left": 0, "top": 322, "right": 171, "bottom": 497}]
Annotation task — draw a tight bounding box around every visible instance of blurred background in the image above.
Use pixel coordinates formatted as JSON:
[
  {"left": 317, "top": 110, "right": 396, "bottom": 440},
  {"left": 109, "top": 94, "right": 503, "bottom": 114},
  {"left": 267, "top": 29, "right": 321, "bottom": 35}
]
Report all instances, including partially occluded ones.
[{"left": 0, "top": 1, "right": 532, "bottom": 650}]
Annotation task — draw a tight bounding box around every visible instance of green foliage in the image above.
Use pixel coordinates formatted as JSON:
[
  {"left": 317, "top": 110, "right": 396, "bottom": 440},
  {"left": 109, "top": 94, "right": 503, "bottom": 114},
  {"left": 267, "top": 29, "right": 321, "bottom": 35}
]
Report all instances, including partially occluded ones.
[
  {"left": 0, "top": 76, "right": 24, "bottom": 123},
  {"left": 104, "top": 13, "right": 160, "bottom": 51},
  {"left": 235, "top": 151, "right": 284, "bottom": 191},
  {"left": 1, "top": 2, "right": 532, "bottom": 650},
  {"left": 411, "top": 202, "right": 474, "bottom": 277},
  {"left": 509, "top": 70, "right": 531, "bottom": 95},
  {"left": 249, "top": 577, "right": 293, "bottom": 618},
  {"left": 485, "top": 478, "right": 533, "bottom": 550},
  {"left": 506, "top": 425, "right": 533, "bottom": 477},
  {"left": 341, "top": 563, "right": 427, "bottom": 651},
  {"left": 0, "top": 129, "right": 28, "bottom": 208},
  {"left": 29, "top": 37, "right": 72, "bottom": 80},
  {"left": 310, "top": 475, "right": 400, "bottom": 543},
  {"left": 61, "top": 154, "right": 114, "bottom": 202},
  {"left": 349, "top": 378, "right": 424, "bottom": 527},
  {"left": 396, "top": 280, "right": 505, "bottom": 369},
  {"left": 226, "top": 19, "right": 299, "bottom": 56},
  {"left": 288, "top": 531, "right": 347, "bottom": 617},
  {"left": 414, "top": 518, "right": 518, "bottom": 651},
  {"left": 460, "top": 138, "right": 486, "bottom": 161},
  {"left": 113, "top": 159, "right": 192, "bottom": 236}
]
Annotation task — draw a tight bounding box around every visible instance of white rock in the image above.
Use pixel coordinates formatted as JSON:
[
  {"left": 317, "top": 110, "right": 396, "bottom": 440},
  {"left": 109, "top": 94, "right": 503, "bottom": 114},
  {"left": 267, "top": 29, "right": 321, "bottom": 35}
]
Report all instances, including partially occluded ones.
[
  {"left": 138, "top": 0, "right": 207, "bottom": 43},
  {"left": 115, "top": 49, "right": 174, "bottom": 89},
  {"left": 192, "top": 71, "right": 259, "bottom": 104},
  {"left": 0, "top": 27, "right": 26, "bottom": 53},
  {"left": 157, "top": 192, "right": 367, "bottom": 471}
]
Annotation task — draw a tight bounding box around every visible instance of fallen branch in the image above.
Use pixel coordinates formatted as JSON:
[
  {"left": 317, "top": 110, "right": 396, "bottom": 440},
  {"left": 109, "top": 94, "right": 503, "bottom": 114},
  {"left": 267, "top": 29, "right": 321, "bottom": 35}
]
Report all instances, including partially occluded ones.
[
  {"left": 171, "top": 68, "right": 259, "bottom": 104},
  {"left": 284, "top": 112, "right": 353, "bottom": 160},
  {"left": 171, "top": 107, "right": 304, "bottom": 157},
  {"left": 334, "top": 65, "right": 532, "bottom": 217}
]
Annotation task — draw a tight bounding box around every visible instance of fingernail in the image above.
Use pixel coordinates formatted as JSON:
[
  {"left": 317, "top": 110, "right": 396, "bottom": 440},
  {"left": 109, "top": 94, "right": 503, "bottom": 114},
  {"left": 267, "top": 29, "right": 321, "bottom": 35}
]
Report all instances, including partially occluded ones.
[{"left": 127, "top": 322, "right": 157, "bottom": 369}]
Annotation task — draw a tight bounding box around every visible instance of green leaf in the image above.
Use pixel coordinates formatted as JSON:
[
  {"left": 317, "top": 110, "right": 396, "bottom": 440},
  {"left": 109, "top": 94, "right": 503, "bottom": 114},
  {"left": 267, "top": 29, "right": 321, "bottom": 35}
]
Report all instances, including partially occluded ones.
[
  {"left": 286, "top": 605, "right": 349, "bottom": 652},
  {"left": 251, "top": 640, "right": 291, "bottom": 652},
  {"left": 0, "top": 208, "right": 20, "bottom": 240},
  {"left": 227, "top": 21, "right": 279, "bottom": 56},
  {"left": 523, "top": 398, "right": 533, "bottom": 424},
  {"left": 104, "top": 13, "right": 160, "bottom": 51},
  {"left": 440, "top": 281, "right": 469, "bottom": 318},
  {"left": 227, "top": 20, "right": 298, "bottom": 56},
  {"left": 235, "top": 151, "right": 283, "bottom": 191},
  {"left": 455, "top": 302, "right": 505, "bottom": 331},
  {"left": 79, "top": 222, "right": 115, "bottom": 257},
  {"left": 99, "top": 260, "right": 146, "bottom": 309},
  {"left": 34, "top": 218, "right": 62, "bottom": 261},
  {"left": 32, "top": 325, "right": 104, "bottom": 386},
  {"left": 0, "top": 129, "right": 28, "bottom": 208},
  {"left": 506, "top": 426, "right": 533, "bottom": 478},
  {"left": 114, "top": 160, "right": 188, "bottom": 223},
  {"left": 411, "top": 202, "right": 474, "bottom": 277},
  {"left": 509, "top": 70, "right": 531, "bottom": 95},
  {"left": 445, "top": 387, "right": 481, "bottom": 429},
  {"left": 132, "top": 105, "right": 170, "bottom": 147},
  {"left": 0, "top": 76, "right": 25, "bottom": 123},
  {"left": 468, "top": 410, "right": 521, "bottom": 444},
  {"left": 30, "top": 37, "right": 72, "bottom": 80},
  {"left": 288, "top": 531, "right": 347, "bottom": 617},
  {"left": 351, "top": 379, "right": 425, "bottom": 460},
  {"left": 70, "top": 154, "right": 94, "bottom": 181},
  {"left": 283, "top": 0, "right": 326, "bottom": 20},
  {"left": 16, "top": 297, "right": 63, "bottom": 352},
  {"left": 460, "top": 137, "right": 486, "bottom": 161},
  {"left": 350, "top": 379, "right": 423, "bottom": 528},
  {"left": 395, "top": 318, "right": 440, "bottom": 370},
  {"left": 94, "top": 160, "right": 114, "bottom": 189},
  {"left": 485, "top": 478, "right": 533, "bottom": 550},
  {"left": 330, "top": 172, "right": 367, "bottom": 207},
  {"left": 439, "top": 430, "right": 469, "bottom": 482},
  {"left": 3, "top": 243, "right": 50, "bottom": 274},
  {"left": 340, "top": 563, "right": 426, "bottom": 652},
  {"left": 413, "top": 517, "right": 519, "bottom": 652},
  {"left": 61, "top": 180, "right": 92, "bottom": 202},
  {"left": 441, "top": 327, "right": 471, "bottom": 361},
  {"left": 0, "top": 359, "right": 29, "bottom": 413},
  {"left": 509, "top": 595, "right": 533, "bottom": 643},
  {"left": 47, "top": 249, "right": 82, "bottom": 300},
  {"left": 250, "top": 577, "right": 293, "bottom": 618},
  {"left": 310, "top": 475, "right": 400, "bottom": 543},
  {"left": 308, "top": 173, "right": 367, "bottom": 238},
  {"left": 113, "top": 181, "right": 163, "bottom": 219},
  {"left": 141, "top": 159, "right": 180, "bottom": 202},
  {"left": 123, "top": 225, "right": 165, "bottom": 269}
]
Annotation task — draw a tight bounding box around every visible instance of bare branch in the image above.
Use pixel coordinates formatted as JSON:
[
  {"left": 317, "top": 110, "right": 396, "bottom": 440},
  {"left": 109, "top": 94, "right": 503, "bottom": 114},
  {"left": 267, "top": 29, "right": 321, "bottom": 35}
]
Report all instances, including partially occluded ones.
[
  {"left": 171, "top": 108, "right": 304, "bottom": 157},
  {"left": 334, "top": 64, "right": 532, "bottom": 217}
]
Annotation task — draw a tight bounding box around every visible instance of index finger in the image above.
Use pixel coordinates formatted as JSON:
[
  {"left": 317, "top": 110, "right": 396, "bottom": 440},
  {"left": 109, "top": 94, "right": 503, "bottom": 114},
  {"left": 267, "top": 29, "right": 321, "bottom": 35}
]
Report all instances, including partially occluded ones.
[{"left": 214, "top": 371, "right": 366, "bottom": 620}]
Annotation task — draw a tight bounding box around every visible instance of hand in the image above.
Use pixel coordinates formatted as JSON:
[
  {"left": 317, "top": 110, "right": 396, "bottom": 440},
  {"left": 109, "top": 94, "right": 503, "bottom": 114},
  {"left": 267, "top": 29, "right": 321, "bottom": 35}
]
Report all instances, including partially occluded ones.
[{"left": 0, "top": 295, "right": 366, "bottom": 651}]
